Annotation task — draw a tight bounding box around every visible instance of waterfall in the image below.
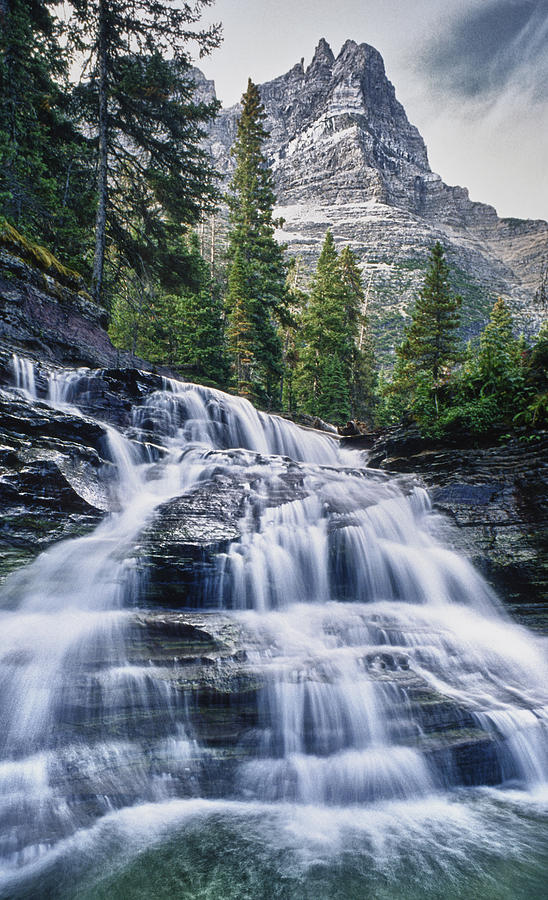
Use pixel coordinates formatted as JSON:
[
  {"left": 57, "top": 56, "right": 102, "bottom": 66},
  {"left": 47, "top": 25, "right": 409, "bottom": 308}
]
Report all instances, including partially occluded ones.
[
  {"left": 1, "top": 357, "right": 547, "bottom": 897},
  {"left": 10, "top": 354, "right": 37, "bottom": 400}
]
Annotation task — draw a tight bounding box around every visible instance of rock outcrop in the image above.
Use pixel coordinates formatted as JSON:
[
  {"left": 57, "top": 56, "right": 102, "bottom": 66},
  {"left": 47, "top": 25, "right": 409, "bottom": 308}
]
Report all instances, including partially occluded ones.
[
  {"left": 201, "top": 39, "right": 548, "bottom": 357},
  {"left": 360, "top": 428, "right": 548, "bottom": 627},
  {"left": 0, "top": 245, "right": 157, "bottom": 373},
  {"left": 0, "top": 387, "right": 109, "bottom": 580}
]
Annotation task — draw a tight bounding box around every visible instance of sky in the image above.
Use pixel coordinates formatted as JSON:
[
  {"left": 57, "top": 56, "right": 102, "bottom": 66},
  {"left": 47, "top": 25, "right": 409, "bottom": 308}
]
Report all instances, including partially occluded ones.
[{"left": 198, "top": 0, "right": 548, "bottom": 221}]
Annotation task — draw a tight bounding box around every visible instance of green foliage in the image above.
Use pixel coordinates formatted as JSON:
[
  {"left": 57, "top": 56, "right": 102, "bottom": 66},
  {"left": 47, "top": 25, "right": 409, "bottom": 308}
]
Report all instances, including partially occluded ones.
[
  {"left": 225, "top": 250, "right": 258, "bottom": 400},
  {"left": 293, "top": 233, "right": 375, "bottom": 424},
  {"left": 0, "top": 0, "right": 95, "bottom": 273},
  {"left": 514, "top": 322, "right": 548, "bottom": 428},
  {"left": 435, "top": 395, "right": 501, "bottom": 437},
  {"left": 278, "top": 257, "right": 306, "bottom": 414},
  {"left": 374, "top": 359, "right": 412, "bottom": 427},
  {"left": 68, "top": 0, "right": 221, "bottom": 303},
  {"left": 339, "top": 246, "right": 376, "bottom": 421},
  {"left": 376, "top": 288, "right": 548, "bottom": 440},
  {"left": 225, "top": 79, "right": 287, "bottom": 406},
  {"left": 398, "top": 242, "right": 462, "bottom": 381},
  {"left": 0, "top": 217, "right": 85, "bottom": 288},
  {"left": 374, "top": 251, "right": 545, "bottom": 441},
  {"left": 296, "top": 232, "right": 347, "bottom": 417},
  {"left": 453, "top": 297, "right": 528, "bottom": 432},
  {"left": 376, "top": 243, "right": 462, "bottom": 430},
  {"left": 317, "top": 356, "right": 351, "bottom": 423},
  {"left": 109, "top": 230, "right": 229, "bottom": 386}
]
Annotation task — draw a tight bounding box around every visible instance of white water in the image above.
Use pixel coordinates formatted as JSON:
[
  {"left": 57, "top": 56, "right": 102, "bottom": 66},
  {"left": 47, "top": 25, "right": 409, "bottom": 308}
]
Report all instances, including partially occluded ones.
[{"left": 1, "top": 356, "right": 547, "bottom": 895}]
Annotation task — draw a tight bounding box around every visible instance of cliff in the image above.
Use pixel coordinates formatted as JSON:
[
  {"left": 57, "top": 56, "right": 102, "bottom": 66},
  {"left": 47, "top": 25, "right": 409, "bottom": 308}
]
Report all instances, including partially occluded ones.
[{"left": 199, "top": 39, "right": 548, "bottom": 356}]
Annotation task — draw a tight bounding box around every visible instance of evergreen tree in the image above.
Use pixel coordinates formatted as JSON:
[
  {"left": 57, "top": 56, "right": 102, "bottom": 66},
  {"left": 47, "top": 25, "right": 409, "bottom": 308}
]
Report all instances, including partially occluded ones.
[
  {"left": 225, "top": 78, "right": 287, "bottom": 405},
  {"left": 296, "top": 232, "right": 369, "bottom": 423},
  {"left": 521, "top": 322, "right": 548, "bottom": 427},
  {"left": 338, "top": 246, "right": 376, "bottom": 422},
  {"left": 297, "top": 232, "right": 348, "bottom": 412},
  {"left": 428, "top": 298, "right": 528, "bottom": 437},
  {"left": 399, "top": 242, "right": 461, "bottom": 382},
  {"left": 478, "top": 297, "right": 519, "bottom": 384},
  {"left": 280, "top": 257, "right": 307, "bottom": 414},
  {"left": 395, "top": 241, "right": 461, "bottom": 420},
  {"left": 475, "top": 296, "right": 525, "bottom": 415},
  {"left": 225, "top": 249, "right": 256, "bottom": 399},
  {"left": 0, "top": 0, "right": 94, "bottom": 268},
  {"left": 109, "top": 231, "right": 229, "bottom": 386},
  {"left": 172, "top": 232, "right": 229, "bottom": 386},
  {"left": 317, "top": 356, "right": 351, "bottom": 423},
  {"left": 69, "top": 0, "right": 221, "bottom": 303}
]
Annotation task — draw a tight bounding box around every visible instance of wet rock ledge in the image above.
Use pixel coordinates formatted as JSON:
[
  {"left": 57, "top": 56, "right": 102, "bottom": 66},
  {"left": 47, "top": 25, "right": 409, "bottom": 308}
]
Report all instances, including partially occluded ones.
[{"left": 355, "top": 428, "right": 548, "bottom": 627}]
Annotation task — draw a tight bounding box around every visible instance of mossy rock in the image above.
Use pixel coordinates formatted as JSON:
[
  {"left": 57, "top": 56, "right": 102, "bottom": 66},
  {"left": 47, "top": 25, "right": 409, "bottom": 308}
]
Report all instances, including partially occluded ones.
[{"left": 0, "top": 218, "right": 87, "bottom": 293}]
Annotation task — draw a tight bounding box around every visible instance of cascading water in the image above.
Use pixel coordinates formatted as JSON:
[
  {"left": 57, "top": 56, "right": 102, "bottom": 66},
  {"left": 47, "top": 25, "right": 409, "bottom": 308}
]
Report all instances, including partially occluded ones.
[{"left": 1, "top": 356, "right": 547, "bottom": 899}]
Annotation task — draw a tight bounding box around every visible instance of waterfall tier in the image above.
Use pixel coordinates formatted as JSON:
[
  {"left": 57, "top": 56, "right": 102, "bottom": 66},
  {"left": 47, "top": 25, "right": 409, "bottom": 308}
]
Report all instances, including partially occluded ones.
[{"left": 0, "top": 356, "right": 547, "bottom": 898}]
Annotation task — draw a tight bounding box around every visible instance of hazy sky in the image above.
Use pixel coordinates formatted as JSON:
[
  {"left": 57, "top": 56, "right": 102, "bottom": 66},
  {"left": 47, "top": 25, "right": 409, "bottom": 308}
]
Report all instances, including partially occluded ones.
[{"left": 199, "top": 0, "right": 548, "bottom": 221}]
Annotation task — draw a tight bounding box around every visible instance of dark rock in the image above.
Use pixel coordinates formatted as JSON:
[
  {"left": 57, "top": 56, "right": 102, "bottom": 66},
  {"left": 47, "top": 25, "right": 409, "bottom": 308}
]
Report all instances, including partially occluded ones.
[
  {"left": 0, "top": 248, "right": 173, "bottom": 376},
  {"left": 137, "top": 455, "right": 309, "bottom": 609},
  {"left": 362, "top": 428, "right": 548, "bottom": 621},
  {"left": 137, "top": 476, "right": 245, "bottom": 609},
  {"left": 0, "top": 390, "right": 111, "bottom": 581}
]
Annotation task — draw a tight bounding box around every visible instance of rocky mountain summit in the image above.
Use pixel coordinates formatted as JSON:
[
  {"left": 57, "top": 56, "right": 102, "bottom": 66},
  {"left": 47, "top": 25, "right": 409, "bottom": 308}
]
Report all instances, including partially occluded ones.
[{"left": 199, "top": 39, "right": 548, "bottom": 354}]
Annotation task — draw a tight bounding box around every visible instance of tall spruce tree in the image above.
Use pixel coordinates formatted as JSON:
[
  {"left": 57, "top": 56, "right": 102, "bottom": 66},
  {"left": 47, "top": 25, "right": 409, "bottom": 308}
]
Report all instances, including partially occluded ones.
[
  {"left": 297, "top": 232, "right": 365, "bottom": 423},
  {"left": 225, "top": 78, "right": 287, "bottom": 405},
  {"left": 475, "top": 296, "right": 525, "bottom": 415},
  {"left": 69, "top": 0, "right": 221, "bottom": 303},
  {"left": 297, "top": 232, "right": 347, "bottom": 413},
  {"left": 226, "top": 249, "right": 256, "bottom": 399},
  {"left": 399, "top": 242, "right": 461, "bottom": 382},
  {"left": 280, "top": 256, "right": 307, "bottom": 414},
  {"left": 338, "top": 245, "right": 376, "bottom": 421},
  {"left": 478, "top": 297, "right": 518, "bottom": 383},
  {"left": 0, "top": 0, "right": 94, "bottom": 266},
  {"left": 109, "top": 230, "right": 229, "bottom": 386}
]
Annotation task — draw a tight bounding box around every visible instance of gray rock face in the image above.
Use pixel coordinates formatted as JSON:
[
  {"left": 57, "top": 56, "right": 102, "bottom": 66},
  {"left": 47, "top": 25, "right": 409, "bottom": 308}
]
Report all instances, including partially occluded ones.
[
  {"left": 0, "top": 388, "right": 109, "bottom": 581},
  {"left": 201, "top": 39, "right": 548, "bottom": 354},
  {"left": 0, "top": 248, "right": 157, "bottom": 373},
  {"left": 362, "top": 428, "right": 548, "bottom": 628}
]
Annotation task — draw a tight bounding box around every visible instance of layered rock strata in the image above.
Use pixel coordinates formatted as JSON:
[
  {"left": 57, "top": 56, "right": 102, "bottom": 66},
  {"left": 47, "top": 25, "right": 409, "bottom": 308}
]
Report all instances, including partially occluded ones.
[
  {"left": 199, "top": 39, "right": 548, "bottom": 355},
  {"left": 361, "top": 428, "right": 548, "bottom": 626}
]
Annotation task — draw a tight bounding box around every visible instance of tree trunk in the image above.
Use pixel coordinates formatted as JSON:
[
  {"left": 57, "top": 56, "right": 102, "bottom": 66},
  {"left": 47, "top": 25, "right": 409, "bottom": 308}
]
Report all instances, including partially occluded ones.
[
  {"left": 210, "top": 214, "right": 215, "bottom": 277},
  {"left": 92, "top": 0, "right": 109, "bottom": 304}
]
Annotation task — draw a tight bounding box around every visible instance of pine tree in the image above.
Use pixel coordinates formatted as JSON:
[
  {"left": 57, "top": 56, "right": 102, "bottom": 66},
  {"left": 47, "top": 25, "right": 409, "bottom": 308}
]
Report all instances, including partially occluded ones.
[
  {"left": 521, "top": 323, "right": 548, "bottom": 427},
  {"left": 478, "top": 297, "right": 518, "bottom": 382},
  {"left": 318, "top": 356, "right": 351, "bottom": 423},
  {"left": 225, "top": 78, "right": 287, "bottom": 405},
  {"left": 69, "top": 0, "right": 221, "bottom": 303},
  {"left": 109, "top": 230, "right": 229, "bottom": 385},
  {"left": 0, "top": 0, "right": 94, "bottom": 268},
  {"left": 297, "top": 233, "right": 347, "bottom": 409},
  {"left": 280, "top": 257, "right": 307, "bottom": 414},
  {"left": 476, "top": 296, "right": 525, "bottom": 414},
  {"left": 171, "top": 232, "right": 229, "bottom": 386},
  {"left": 338, "top": 246, "right": 376, "bottom": 422},
  {"left": 399, "top": 242, "right": 462, "bottom": 382},
  {"left": 296, "top": 232, "right": 367, "bottom": 422},
  {"left": 225, "top": 249, "right": 256, "bottom": 400}
]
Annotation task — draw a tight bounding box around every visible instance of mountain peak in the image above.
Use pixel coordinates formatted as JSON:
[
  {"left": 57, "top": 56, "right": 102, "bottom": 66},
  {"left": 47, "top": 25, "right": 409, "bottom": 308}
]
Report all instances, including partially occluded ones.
[
  {"left": 308, "top": 38, "right": 335, "bottom": 72},
  {"left": 201, "top": 37, "right": 547, "bottom": 349}
]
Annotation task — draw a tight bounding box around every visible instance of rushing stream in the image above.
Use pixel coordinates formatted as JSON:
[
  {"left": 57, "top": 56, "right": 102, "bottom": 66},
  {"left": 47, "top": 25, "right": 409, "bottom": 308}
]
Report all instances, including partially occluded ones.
[{"left": 1, "top": 357, "right": 548, "bottom": 899}]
